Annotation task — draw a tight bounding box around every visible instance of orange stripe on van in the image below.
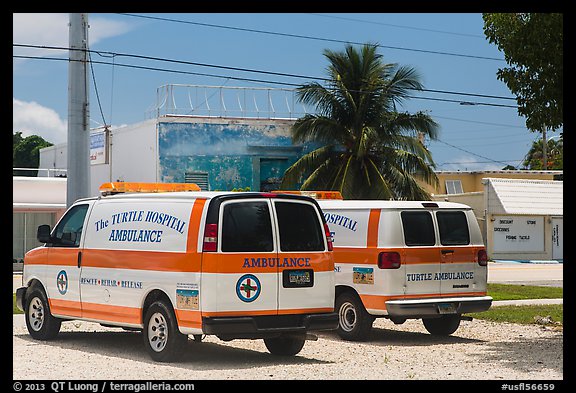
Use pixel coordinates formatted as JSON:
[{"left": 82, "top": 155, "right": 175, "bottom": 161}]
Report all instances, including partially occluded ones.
[
  {"left": 49, "top": 299, "right": 82, "bottom": 318},
  {"left": 333, "top": 247, "right": 481, "bottom": 265},
  {"left": 367, "top": 209, "right": 381, "bottom": 248},
  {"left": 202, "top": 252, "right": 334, "bottom": 274},
  {"left": 81, "top": 302, "right": 142, "bottom": 324},
  {"left": 361, "top": 291, "right": 488, "bottom": 311},
  {"left": 175, "top": 309, "right": 202, "bottom": 329},
  {"left": 186, "top": 198, "right": 206, "bottom": 252}
]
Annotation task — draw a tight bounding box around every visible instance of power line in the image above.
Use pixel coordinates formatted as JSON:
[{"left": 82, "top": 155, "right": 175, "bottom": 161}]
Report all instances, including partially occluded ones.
[
  {"left": 308, "top": 13, "right": 485, "bottom": 39},
  {"left": 14, "top": 53, "right": 519, "bottom": 110},
  {"left": 13, "top": 44, "right": 517, "bottom": 104},
  {"left": 116, "top": 13, "right": 506, "bottom": 62}
]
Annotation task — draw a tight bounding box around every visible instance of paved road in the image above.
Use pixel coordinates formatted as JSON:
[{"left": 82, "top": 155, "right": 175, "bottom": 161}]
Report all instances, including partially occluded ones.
[{"left": 487, "top": 261, "right": 563, "bottom": 287}]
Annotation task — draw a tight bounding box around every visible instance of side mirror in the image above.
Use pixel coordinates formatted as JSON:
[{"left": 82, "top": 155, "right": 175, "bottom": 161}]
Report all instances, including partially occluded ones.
[{"left": 37, "top": 224, "right": 52, "bottom": 243}]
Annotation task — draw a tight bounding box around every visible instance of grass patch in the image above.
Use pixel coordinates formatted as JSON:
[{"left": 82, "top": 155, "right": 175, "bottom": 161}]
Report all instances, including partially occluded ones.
[
  {"left": 13, "top": 294, "right": 22, "bottom": 315},
  {"left": 467, "top": 304, "right": 563, "bottom": 326}
]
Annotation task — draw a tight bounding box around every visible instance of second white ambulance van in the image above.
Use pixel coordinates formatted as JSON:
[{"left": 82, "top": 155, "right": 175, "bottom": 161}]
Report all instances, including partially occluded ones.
[
  {"left": 16, "top": 183, "right": 338, "bottom": 362},
  {"left": 317, "top": 199, "right": 492, "bottom": 341}
]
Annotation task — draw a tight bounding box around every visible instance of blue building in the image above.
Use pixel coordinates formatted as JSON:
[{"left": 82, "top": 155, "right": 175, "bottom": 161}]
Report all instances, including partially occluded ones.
[{"left": 40, "top": 85, "right": 316, "bottom": 194}]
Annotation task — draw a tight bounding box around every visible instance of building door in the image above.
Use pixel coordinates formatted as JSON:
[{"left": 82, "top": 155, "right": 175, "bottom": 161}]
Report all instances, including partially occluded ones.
[
  {"left": 259, "top": 158, "right": 287, "bottom": 192},
  {"left": 552, "top": 217, "right": 563, "bottom": 260}
]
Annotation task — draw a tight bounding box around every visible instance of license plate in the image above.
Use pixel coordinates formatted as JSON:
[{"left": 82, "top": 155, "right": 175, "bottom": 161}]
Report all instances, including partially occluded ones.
[
  {"left": 283, "top": 269, "right": 314, "bottom": 288},
  {"left": 438, "top": 303, "right": 457, "bottom": 314}
]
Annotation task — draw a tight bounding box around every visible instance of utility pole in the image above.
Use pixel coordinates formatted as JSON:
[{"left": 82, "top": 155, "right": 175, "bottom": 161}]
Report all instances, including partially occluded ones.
[
  {"left": 67, "top": 13, "right": 91, "bottom": 207},
  {"left": 542, "top": 128, "right": 548, "bottom": 170}
]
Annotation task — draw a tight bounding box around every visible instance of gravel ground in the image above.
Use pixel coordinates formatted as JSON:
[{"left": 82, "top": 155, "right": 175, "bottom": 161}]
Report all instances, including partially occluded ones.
[{"left": 13, "top": 315, "right": 563, "bottom": 381}]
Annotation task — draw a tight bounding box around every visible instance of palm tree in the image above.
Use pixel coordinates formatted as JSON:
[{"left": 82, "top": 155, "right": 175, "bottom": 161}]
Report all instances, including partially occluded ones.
[
  {"left": 280, "top": 43, "right": 439, "bottom": 200},
  {"left": 522, "top": 136, "right": 563, "bottom": 170}
]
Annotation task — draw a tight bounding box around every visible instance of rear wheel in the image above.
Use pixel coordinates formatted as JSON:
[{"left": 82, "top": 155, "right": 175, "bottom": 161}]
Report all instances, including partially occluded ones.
[
  {"left": 25, "top": 288, "right": 61, "bottom": 340},
  {"left": 422, "top": 314, "right": 461, "bottom": 336},
  {"left": 143, "top": 300, "right": 188, "bottom": 362},
  {"left": 264, "top": 335, "right": 305, "bottom": 356},
  {"left": 335, "top": 292, "right": 374, "bottom": 341}
]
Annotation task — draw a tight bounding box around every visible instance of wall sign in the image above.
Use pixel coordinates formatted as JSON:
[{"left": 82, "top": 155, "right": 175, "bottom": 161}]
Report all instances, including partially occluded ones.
[{"left": 492, "top": 215, "right": 544, "bottom": 253}]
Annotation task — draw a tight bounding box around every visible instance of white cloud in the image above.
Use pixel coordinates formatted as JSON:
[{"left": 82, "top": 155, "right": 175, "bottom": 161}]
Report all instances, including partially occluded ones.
[
  {"left": 13, "top": 13, "right": 133, "bottom": 69},
  {"left": 13, "top": 98, "right": 67, "bottom": 144}
]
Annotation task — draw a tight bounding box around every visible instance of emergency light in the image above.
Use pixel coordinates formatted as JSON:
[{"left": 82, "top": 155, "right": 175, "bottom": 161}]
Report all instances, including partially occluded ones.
[{"left": 99, "top": 182, "right": 201, "bottom": 195}]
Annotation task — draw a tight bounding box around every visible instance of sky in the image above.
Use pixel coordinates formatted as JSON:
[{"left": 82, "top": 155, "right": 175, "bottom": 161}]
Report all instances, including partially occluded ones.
[{"left": 12, "top": 12, "right": 562, "bottom": 172}]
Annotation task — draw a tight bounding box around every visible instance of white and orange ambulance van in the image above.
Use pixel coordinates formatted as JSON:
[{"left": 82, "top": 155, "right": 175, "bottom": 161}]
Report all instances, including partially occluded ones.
[
  {"left": 316, "top": 199, "right": 492, "bottom": 341},
  {"left": 16, "top": 183, "right": 337, "bottom": 362}
]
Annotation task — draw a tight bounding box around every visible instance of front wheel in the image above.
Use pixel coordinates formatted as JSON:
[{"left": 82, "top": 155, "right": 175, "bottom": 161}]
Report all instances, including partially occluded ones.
[
  {"left": 335, "top": 292, "right": 374, "bottom": 341},
  {"left": 422, "top": 314, "right": 461, "bottom": 336},
  {"left": 143, "top": 301, "right": 188, "bottom": 362},
  {"left": 25, "top": 288, "right": 61, "bottom": 340},
  {"left": 264, "top": 335, "right": 305, "bottom": 356}
]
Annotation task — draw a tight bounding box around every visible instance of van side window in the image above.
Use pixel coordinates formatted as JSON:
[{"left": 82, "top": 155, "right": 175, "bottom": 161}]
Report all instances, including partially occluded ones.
[
  {"left": 221, "top": 201, "right": 273, "bottom": 252},
  {"left": 437, "top": 211, "right": 470, "bottom": 245},
  {"left": 52, "top": 204, "right": 89, "bottom": 247},
  {"left": 401, "top": 211, "right": 435, "bottom": 246},
  {"left": 275, "top": 202, "right": 324, "bottom": 251}
]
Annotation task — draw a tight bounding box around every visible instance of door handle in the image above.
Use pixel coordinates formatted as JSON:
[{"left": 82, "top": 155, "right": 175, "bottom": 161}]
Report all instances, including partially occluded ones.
[
  {"left": 441, "top": 249, "right": 454, "bottom": 255},
  {"left": 77, "top": 251, "right": 82, "bottom": 268}
]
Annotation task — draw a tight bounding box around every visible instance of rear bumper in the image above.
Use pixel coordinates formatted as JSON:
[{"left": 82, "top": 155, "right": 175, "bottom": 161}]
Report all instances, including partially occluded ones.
[
  {"left": 385, "top": 296, "right": 493, "bottom": 318},
  {"left": 202, "top": 312, "right": 338, "bottom": 339}
]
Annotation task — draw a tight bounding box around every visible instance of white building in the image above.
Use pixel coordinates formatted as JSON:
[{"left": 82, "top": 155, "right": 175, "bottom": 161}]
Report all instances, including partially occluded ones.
[{"left": 483, "top": 178, "right": 563, "bottom": 262}]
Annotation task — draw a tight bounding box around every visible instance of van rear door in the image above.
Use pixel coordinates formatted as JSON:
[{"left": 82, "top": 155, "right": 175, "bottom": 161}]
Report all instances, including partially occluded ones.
[
  {"left": 435, "top": 209, "right": 484, "bottom": 297},
  {"left": 400, "top": 210, "right": 442, "bottom": 298},
  {"left": 203, "top": 197, "right": 279, "bottom": 316},
  {"left": 273, "top": 199, "right": 334, "bottom": 314}
]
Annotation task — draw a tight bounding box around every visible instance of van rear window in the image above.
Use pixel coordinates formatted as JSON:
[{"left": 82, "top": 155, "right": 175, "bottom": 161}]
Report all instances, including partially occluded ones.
[
  {"left": 401, "top": 211, "right": 435, "bottom": 246},
  {"left": 221, "top": 201, "right": 273, "bottom": 252},
  {"left": 437, "top": 211, "right": 470, "bottom": 245},
  {"left": 275, "top": 201, "right": 324, "bottom": 251}
]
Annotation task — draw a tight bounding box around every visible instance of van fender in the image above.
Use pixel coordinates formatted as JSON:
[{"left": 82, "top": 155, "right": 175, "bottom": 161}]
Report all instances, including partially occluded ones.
[
  {"left": 335, "top": 285, "right": 359, "bottom": 304},
  {"left": 141, "top": 288, "right": 177, "bottom": 326}
]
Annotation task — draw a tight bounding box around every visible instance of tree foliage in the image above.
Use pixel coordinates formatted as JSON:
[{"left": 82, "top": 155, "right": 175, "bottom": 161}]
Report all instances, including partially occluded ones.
[
  {"left": 522, "top": 137, "right": 563, "bottom": 170},
  {"left": 13, "top": 132, "right": 53, "bottom": 176},
  {"left": 482, "top": 13, "right": 563, "bottom": 133},
  {"left": 280, "top": 43, "right": 439, "bottom": 200}
]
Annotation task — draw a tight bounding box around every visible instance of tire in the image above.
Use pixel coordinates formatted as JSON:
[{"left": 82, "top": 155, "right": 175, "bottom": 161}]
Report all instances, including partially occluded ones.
[
  {"left": 335, "top": 292, "right": 374, "bottom": 341},
  {"left": 143, "top": 300, "right": 188, "bottom": 362},
  {"left": 264, "top": 335, "right": 306, "bottom": 356},
  {"left": 24, "top": 288, "right": 61, "bottom": 340},
  {"left": 422, "top": 314, "right": 461, "bottom": 336}
]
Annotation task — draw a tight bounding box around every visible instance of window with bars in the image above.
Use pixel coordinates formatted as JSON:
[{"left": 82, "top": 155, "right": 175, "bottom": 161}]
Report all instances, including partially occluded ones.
[{"left": 185, "top": 171, "right": 209, "bottom": 191}]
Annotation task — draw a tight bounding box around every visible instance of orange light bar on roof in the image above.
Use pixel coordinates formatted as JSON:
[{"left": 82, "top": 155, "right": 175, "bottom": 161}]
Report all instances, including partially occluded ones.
[
  {"left": 271, "top": 190, "right": 343, "bottom": 200},
  {"left": 99, "top": 182, "right": 201, "bottom": 195}
]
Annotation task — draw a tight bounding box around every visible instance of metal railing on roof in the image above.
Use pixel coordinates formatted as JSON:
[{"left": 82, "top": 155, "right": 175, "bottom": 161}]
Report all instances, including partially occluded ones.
[
  {"left": 13, "top": 168, "right": 67, "bottom": 177},
  {"left": 147, "top": 84, "right": 314, "bottom": 120}
]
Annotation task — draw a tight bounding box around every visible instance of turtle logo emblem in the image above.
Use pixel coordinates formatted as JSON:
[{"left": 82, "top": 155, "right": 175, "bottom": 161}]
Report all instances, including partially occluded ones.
[
  {"left": 236, "top": 274, "right": 261, "bottom": 303},
  {"left": 57, "top": 270, "right": 68, "bottom": 295}
]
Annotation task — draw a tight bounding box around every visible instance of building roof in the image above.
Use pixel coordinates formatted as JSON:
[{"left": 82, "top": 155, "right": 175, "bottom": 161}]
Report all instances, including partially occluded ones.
[{"left": 483, "top": 178, "right": 563, "bottom": 216}]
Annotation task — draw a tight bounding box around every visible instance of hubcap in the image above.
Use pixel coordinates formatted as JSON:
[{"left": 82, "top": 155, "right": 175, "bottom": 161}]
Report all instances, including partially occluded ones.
[
  {"left": 148, "top": 312, "right": 168, "bottom": 352},
  {"left": 28, "top": 297, "right": 45, "bottom": 332},
  {"left": 339, "top": 301, "right": 357, "bottom": 332}
]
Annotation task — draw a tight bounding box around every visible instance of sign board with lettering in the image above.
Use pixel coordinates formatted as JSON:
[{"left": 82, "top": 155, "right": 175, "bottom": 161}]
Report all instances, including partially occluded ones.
[
  {"left": 90, "top": 130, "right": 107, "bottom": 165},
  {"left": 492, "top": 215, "right": 544, "bottom": 253}
]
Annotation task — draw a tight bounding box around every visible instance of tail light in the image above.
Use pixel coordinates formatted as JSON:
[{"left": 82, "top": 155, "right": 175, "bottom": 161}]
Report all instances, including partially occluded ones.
[
  {"left": 477, "top": 249, "right": 488, "bottom": 266},
  {"left": 323, "top": 222, "right": 333, "bottom": 251},
  {"left": 378, "top": 252, "right": 401, "bottom": 269},
  {"left": 203, "top": 223, "right": 218, "bottom": 252}
]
